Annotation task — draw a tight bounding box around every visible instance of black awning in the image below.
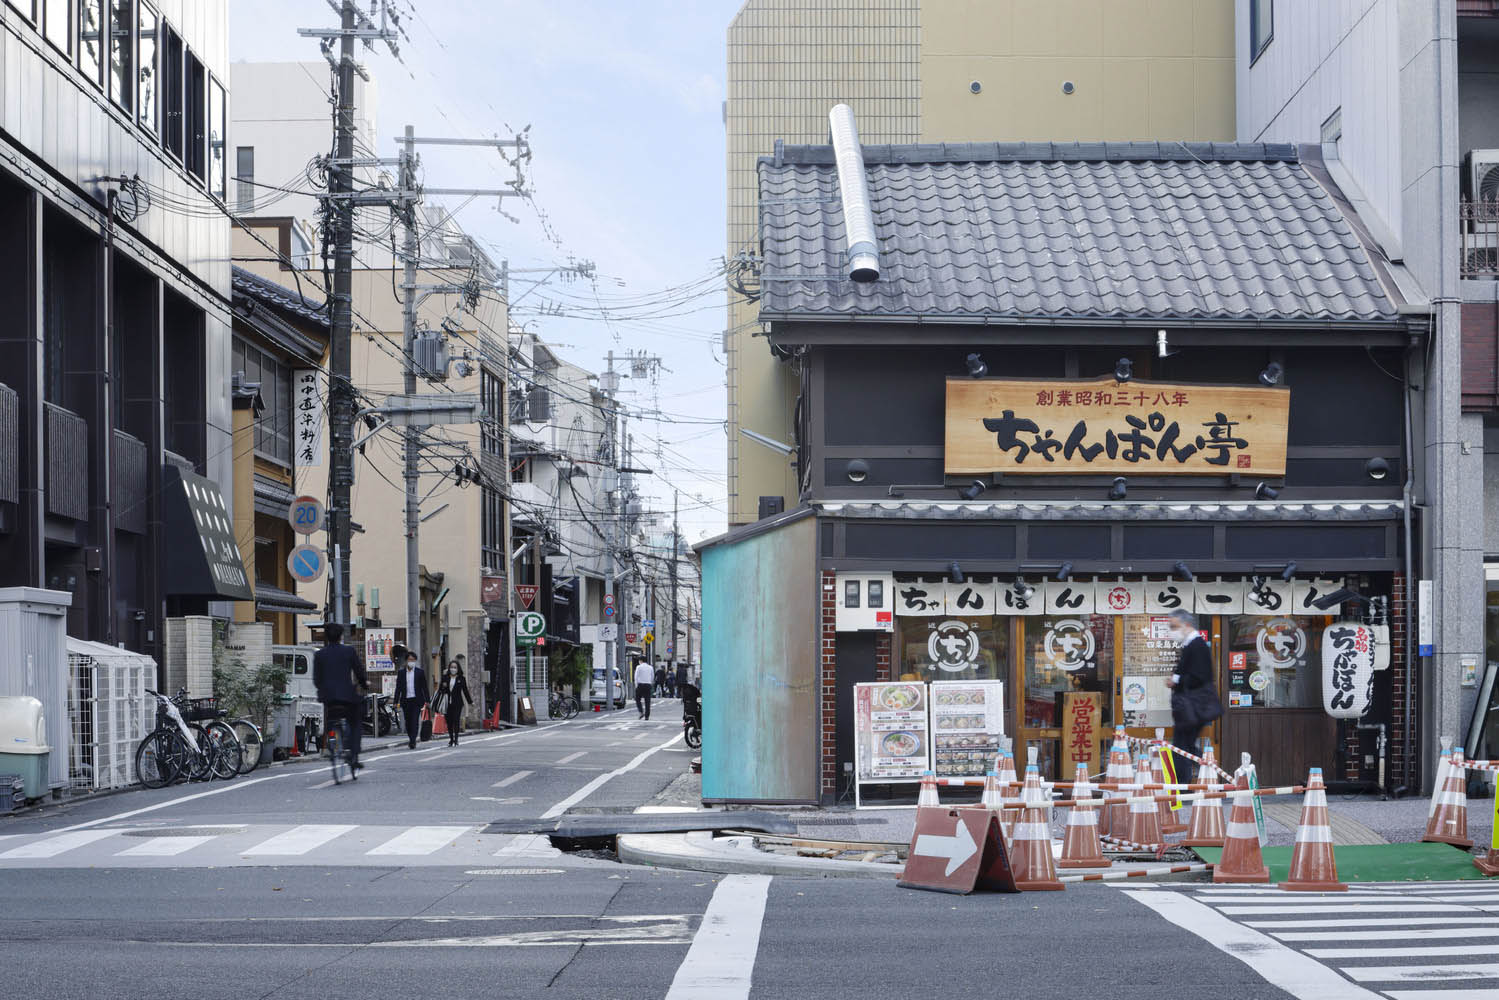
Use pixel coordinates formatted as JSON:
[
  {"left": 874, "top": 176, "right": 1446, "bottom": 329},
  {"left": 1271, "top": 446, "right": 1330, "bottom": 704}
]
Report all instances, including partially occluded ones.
[
  {"left": 255, "top": 581, "right": 317, "bottom": 615},
  {"left": 161, "top": 464, "right": 254, "bottom": 600}
]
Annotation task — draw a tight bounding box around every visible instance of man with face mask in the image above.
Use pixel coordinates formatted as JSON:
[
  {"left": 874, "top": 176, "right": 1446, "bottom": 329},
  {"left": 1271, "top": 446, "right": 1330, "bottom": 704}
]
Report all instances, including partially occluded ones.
[
  {"left": 393, "top": 648, "right": 430, "bottom": 750},
  {"left": 1164, "top": 609, "right": 1218, "bottom": 783}
]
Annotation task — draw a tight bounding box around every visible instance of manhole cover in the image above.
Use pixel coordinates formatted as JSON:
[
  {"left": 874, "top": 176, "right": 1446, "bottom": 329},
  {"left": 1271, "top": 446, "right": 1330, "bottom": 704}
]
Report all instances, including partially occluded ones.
[
  {"left": 464, "top": 868, "right": 564, "bottom": 876},
  {"left": 122, "top": 826, "right": 247, "bottom": 837}
]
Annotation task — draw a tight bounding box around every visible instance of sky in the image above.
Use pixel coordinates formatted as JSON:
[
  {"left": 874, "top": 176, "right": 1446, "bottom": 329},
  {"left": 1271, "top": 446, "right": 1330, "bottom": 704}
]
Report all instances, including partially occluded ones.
[{"left": 229, "top": 0, "right": 744, "bottom": 544}]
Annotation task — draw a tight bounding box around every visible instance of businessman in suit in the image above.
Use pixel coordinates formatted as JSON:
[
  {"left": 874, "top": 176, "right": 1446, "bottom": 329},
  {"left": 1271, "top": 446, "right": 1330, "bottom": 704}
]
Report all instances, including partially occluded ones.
[
  {"left": 313, "top": 622, "right": 369, "bottom": 770},
  {"left": 393, "top": 648, "right": 430, "bottom": 749},
  {"left": 1165, "top": 609, "right": 1214, "bottom": 783}
]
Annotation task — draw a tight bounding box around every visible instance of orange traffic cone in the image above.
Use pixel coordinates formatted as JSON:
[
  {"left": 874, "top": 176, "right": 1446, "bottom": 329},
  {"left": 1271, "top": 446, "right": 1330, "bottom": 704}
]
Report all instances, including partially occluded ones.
[
  {"left": 1213, "top": 786, "right": 1270, "bottom": 884},
  {"left": 917, "top": 770, "right": 940, "bottom": 807},
  {"left": 996, "top": 748, "right": 1020, "bottom": 838},
  {"left": 1126, "top": 754, "right": 1164, "bottom": 847},
  {"left": 1152, "top": 731, "right": 1187, "bottom": 834},
  {"left": 1476, "top": 848, "right": 1499, "bottom": 877},
  {"left": 1182, "top": 742, "right": 1227, "bottom": 848},
  {"left": 1011, "top": 764, "right": 1063, "bottom": 890},
  {"left": 1281, "top": 768, "right": 1347, "bottom": 892},
  {"left": 981, "top": 770, "right": 1003, "bottom": 809},
  {"left": 1422, "top": 747, "right": 1473, "bottom": 848},
  {"left": 1103, "top": 727, "right": 1131, "bottom": 839},
  {"left": 1058, "top": 762, "right": 1106, "bottom": 869}
]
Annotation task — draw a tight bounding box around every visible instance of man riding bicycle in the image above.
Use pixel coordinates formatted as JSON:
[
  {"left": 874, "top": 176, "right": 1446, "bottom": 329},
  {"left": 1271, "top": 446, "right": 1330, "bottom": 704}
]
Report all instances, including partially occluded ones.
[{"left": 313, "top": 622, "right": 368, "bottom": 773}]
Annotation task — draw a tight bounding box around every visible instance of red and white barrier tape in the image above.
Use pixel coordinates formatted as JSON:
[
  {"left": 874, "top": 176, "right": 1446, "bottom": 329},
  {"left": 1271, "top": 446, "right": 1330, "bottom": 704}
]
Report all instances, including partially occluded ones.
[
  {"left": 1059, "top": 862, "right": 1212, "bottom": 884},
  {"left": 1458, "top": 759, "right": 1499, "bottom": 773},
  {"left": 1124, "top": 735, "right": 1235, "bottom": 782},
  {"left": 1099, "top": 834, "right": 1168, "bottom": 856}
]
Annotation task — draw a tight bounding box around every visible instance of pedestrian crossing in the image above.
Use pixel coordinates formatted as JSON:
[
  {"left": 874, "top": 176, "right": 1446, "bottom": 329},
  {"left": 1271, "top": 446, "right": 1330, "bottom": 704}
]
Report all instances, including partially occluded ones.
[
  {"left": 0, "top": 822, "right": 566, "bottom": 869},
  {"left": 1124, "top": 882, "right": 1499, "bottom": 1000}
]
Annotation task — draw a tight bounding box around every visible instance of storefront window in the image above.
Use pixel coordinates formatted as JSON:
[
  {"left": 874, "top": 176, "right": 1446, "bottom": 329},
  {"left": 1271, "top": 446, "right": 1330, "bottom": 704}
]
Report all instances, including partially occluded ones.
[
  {"left": 897, "top": 615, "right": 1008, "bottom": 684},
  {"left": 1021, "top": 615, "right": 1114, "bottom": 729},
  {"left": 1225, "top": 615, "right": 1322, "bottom": 708},
  {"left": 1120, "top": 615, "right": 1179, "bottom": 728}
]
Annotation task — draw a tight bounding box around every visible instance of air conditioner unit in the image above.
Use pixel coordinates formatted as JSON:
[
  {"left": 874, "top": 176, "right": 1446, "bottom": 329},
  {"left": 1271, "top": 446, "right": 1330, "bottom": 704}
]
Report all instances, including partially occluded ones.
[{"left": 1464, "top": 150, "right": 1499, "bottom": 275}]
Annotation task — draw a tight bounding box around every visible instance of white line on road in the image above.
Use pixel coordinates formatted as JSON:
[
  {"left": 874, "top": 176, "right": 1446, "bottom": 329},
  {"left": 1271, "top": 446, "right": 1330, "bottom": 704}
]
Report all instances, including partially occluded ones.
[
  {"left": 540, "top": 732, "right": 684, "bottom": 820},
  {"left": 1344, "top": 964, "right": 1499, "bottom": 983},
  {"left": 243, "top": 825, "right": 356, "bottom": 856},
  {"left": 493, "top": 771, "right": 532, "bottom": 788},
  {"left": 419, "top": 750, "right": 459, "bottom": 764},
  {"left": 1122, "top": 890, "right": 1384, "bottom": 1000},
  {"left": 1308, "top": 944, "right": 1499, "bottom": 959},
  {"left": 556, "top": 752, "right": 586, "bottom": 765},
  {"left": 1272, "top": 926, "right": 1499, "bottom": 942},
  {"left": 1389, "top": 992, "right": 1499, "bottom": 1000},
  {"left": 49, "top": 772, "right": 290, "bottom": 834},
  {"left": 1217, "top": 904, "right": 1475, "bottom": 915},
  {"left": 0, "top": 830, "right": 117, "bottom": 859},
  {"left": 665, "top": 874, "right": 771, "bottom": 1000},
  {"left": 367, "top": 826, "right": 470, "bottom": 856},
  {"left": 115, "top": 835, "right": 217, "bottom": 857},
  {"left": 308, "top": 770, "right": 376, "bottom": 790},
  {"left": 1247, "top": 917, "right": 1499, "bottom": 929}
]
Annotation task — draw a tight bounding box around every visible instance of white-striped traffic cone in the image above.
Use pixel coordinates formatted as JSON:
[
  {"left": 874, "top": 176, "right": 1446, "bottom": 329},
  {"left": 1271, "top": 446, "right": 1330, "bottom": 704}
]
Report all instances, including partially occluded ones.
[
  {"left": 1213, "top": 786, "right": 1270, "bottom": 884},
  {"left": 1281, "top": 767, "right": 1347, "bottom": 892},
  {"left": 1182, "top": 741, "right": 1227, "bottom": 848},
  {"left": 997, "top": 748, "right": 1020, "bottom": 839},
  {"left": 1103, "top": 726, "right": 1131, "bottom": 839},
  {"left": 1058, "top": 761, "right": 1106, "bottom": 868},
  {"left": 917, "top": 770, "right": 940, "bottom": 807},
  {"left": 1153, "top": 730, "right": 1187, "bottom": 834},
  {"left": 1422, "top": 747, "right": 1473, "bottom": 848},
  {"left": 1126, "top": 753, "right": 1163, "bottom": 847},
  {"left": 1011, "top": 764, "right": 1063, "bottom": 890}
]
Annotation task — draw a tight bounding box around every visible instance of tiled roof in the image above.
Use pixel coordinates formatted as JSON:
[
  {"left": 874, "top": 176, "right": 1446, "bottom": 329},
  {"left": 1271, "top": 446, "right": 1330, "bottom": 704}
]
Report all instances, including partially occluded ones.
[
  {"left": 757, "top": 142, "right": 1399, "bottom": 325},
  {"left": 232, "top": 266, "right": 330, "bottom": 327}
]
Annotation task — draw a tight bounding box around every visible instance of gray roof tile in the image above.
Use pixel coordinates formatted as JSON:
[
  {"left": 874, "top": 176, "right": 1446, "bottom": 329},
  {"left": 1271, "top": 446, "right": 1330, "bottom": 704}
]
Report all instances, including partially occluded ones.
[{"left": 758, "top": 143, "right": 1398, "bottom": 324}]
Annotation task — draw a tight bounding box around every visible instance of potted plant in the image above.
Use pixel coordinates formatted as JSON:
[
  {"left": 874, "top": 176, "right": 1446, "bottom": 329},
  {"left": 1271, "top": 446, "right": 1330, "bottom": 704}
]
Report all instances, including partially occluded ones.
[{"left": 212, "top": 627, "right": 288, "bottom": 765}]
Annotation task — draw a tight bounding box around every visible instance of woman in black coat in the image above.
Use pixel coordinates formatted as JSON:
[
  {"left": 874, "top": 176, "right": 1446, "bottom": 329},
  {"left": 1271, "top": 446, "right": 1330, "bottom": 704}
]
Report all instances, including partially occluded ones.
[{"left": 436, "top": 660, "right": 472, "bottom": 746}]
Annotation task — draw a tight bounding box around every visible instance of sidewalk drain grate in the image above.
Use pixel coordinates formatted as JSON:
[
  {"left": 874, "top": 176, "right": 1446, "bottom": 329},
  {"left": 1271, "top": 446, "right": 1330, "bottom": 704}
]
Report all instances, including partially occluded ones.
[{"left": 121, "top": 826, "right": 248, "bottom": 837}]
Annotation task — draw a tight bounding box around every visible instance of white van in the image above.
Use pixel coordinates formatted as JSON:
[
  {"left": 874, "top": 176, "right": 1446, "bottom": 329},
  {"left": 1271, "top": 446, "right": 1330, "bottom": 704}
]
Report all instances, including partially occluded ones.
[
  {"left": 589, "top": 665, "right": 625, "bottom": 708},
  {"left": 273, "top": 645, "right": 319, "bottom": 700}
]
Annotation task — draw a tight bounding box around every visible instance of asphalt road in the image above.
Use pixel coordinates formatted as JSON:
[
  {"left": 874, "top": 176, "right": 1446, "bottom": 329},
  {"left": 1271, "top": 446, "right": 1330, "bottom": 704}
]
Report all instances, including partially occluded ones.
[{"left": 4, "top": 700, "right": 1488, "bottom": 999}]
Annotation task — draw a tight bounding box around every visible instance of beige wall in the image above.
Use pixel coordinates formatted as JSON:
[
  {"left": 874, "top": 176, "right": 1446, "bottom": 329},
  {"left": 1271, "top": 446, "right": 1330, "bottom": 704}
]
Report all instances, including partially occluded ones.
[{"left": 724, "top": 0, "right": 1235, "bottom": 525}]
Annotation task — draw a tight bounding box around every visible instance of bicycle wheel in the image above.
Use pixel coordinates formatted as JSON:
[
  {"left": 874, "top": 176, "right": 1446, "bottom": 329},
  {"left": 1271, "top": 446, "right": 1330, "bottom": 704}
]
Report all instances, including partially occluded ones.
[
  {"left": 231, "top": 719, "right": 264, "bottom": 774},
  {"left": 185, "top": 724, "right": 215, "bottom": 782},
  {"left": 684, "top": 721, "right": 701, "bottom": 750},
  {"left": 564, "top": 696, "right": 580, "bottom": 720},
  {"left": 205, "top": 723, "right": 242, "bottom": 780},
  {"left": 136, "top": 730, "right": 180, "bottom": 788},
  {"left": 326, "top": 724, "right": 347, "bottom": 785}
]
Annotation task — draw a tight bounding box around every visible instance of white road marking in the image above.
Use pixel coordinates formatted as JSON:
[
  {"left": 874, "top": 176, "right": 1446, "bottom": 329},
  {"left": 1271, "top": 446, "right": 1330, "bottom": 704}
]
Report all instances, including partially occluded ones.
[
  {"left": 1389, "top": 992, "right": 1499, "bottom": 1000},
  {"left": 115, "top": 835, "right": 217, "bottom": 857},
  {"left": 556, "top": 752, "right": 586, "bottom": 765},
  {"left": 1423, "top": 894, "right": 1499, "bottom": 903},
  {"left": 1344, "top": 964, "right": 1499, "bottom": 983},
  {"left": 308, "top": 770, "right": 375, "bottom": 790},
  {"left": 540, "top": 732, "right": 684, "bottom": 820},
  {"left": 1247, "top": 917, "right": 1499, "bottom": 929},
  {"left": 665, "top": 875, "right": 771, "bottom": 1000},
  {"left": 493, "top": 771, "right": 533, "bottom": 788},
  {"left": 367, "top": 826, "right": 470, "bottom": 856},
  {"left": 48, "top": 772, "right": 290, "bottom": 834},
  {"left": 243, "top": 824, "right": 356, "bottom": 856},
  {"left": 1309, "top": 944, "right": 1499, "bottom": 959},
  {"left": 1217, "top": 904, "right": 1474, "bottom": 915},
  {"left": 0, "top": 830, "right": 117, "bottom": 859},
  {"left": 1272, "top": 926, "right": 1499, "bottom": 942},
  {"left": 418, "top": 750, "right": 459, "bottom": 764},
  {"left": 1123, "top": 890, "right": 1384, "bottom": 1000}
]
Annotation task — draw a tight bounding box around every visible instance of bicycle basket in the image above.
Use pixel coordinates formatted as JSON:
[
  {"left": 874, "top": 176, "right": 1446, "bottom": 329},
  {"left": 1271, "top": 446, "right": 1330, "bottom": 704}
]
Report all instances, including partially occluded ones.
[{"left": 182, "top": 697, "right": 221, "bottom": 722}]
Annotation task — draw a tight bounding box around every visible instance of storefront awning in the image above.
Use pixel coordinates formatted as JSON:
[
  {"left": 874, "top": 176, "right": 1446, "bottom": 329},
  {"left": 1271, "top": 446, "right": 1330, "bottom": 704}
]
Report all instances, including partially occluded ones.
[
  {"left": 818, "top": 500, "right": 1404, "bottom": 522},
  {"left": 255, "top": 582, "right": 317, "bottom": 615},
  {"left": 161, "top": 465, "right": 254, "bottom": 601}
]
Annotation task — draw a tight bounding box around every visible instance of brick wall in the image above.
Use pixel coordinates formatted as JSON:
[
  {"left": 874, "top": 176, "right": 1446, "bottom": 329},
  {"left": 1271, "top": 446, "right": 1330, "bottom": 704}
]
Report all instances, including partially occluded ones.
[
  {"left": 876, "top": 630, "right": 893, "bottom": 682},
  {"left": 820, "top": 569, "right": 838, "bottom": 801}
]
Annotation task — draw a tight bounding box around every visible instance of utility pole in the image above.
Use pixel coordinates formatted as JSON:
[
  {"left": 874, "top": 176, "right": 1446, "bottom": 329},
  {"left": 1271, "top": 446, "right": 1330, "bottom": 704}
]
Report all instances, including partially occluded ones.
[{"left": 670, "top": 488, "right": 679, "bottom": 681}]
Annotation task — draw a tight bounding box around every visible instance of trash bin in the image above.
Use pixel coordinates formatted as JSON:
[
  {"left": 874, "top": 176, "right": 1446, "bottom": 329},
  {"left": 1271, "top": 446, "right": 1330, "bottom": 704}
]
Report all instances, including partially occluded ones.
[{"left": 0, "top": 696, "right": 50, "bottom": 799}]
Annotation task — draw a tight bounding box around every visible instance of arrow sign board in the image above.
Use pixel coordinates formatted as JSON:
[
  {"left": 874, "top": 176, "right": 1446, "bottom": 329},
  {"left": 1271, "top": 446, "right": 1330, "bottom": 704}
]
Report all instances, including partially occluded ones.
[
  {"left": 288, "top": 495, "right": 324, "bottom": 535},
  {"left": 286, "top": 544, "right": 326, "bottom": 583},
  {"left": 516, "top": 584, "right": 539, "bottom": 609},
  {"left": 899, "top": 807, "right": 1017, "bottom": 895}
]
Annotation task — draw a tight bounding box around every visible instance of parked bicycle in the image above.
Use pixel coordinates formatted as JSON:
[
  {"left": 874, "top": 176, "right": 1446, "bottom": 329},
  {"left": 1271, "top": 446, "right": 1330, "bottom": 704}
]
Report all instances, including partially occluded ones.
[
  {"left": 135, "top": 689, "right": 241, "bottom": 788},
  {"left": 549, "top": 689, "right": 581, "bottom": 720}
]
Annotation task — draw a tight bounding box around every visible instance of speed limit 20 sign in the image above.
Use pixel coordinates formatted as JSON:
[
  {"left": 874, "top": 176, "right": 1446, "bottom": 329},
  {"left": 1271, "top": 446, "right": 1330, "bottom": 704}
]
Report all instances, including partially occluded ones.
[{"left": 288, "top": 495, "right": 324, "bottom": 535}]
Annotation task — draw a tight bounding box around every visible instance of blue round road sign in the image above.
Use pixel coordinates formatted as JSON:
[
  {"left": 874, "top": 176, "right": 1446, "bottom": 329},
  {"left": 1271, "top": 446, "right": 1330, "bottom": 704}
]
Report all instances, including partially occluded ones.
[{"left": 287, "top": 543, "right": 325, "bottom": 583}]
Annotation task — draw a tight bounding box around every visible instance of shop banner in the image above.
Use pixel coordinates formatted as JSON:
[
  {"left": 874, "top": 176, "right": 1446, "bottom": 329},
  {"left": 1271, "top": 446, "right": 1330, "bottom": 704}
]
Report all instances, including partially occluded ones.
[
  {"left": 895, "top": 579, "right": 946, "bottom": 617},
  {"left": 1144, "top": 579, "right": 1193, "bottom": 615},
  {"left": 944, "top": 376, "right": 1290, "bottom": 476},
  {"left": 1043, "top": 579, "right": 1095, "bottom": 615},
  {"left": 931, "top": 681, "right": 1005, "bottom": 778},
  {"left": 1194, "top": 577, "right": 1244, "bottom": 615},
  {"left": 1291, "top": 577, "right": 1346, "bottom": 614},
  {"left": 854, "top": 682, "right": 931, "bottom": 781},
  {"left": 997, "top": 579, "right": 1043, "bottom": 615},
  {"left": 1244, "top": 576, "right": 1293, "bottom": 614},
  {"left": 1095, "top": 579, "right": 1145, "bottom": 615},
  {"left": 293, "top": 369, "right": 325, "bottom": 468},
  {"left": 945, "top": 580, "right": 997, "bottom": 616},
  {"left": 1062, "top": 691, "right": 1103, "bottom": 775}
]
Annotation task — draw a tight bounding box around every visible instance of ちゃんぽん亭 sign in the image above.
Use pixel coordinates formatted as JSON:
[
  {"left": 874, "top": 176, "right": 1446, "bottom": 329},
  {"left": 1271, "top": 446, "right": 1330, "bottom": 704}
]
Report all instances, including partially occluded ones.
[{"left": 944, "top": 377, "right": 1289, "bottom": 477}]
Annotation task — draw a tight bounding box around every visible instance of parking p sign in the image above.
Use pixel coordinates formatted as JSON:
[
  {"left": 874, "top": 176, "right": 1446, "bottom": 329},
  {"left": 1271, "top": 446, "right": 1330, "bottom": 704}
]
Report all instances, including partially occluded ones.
[{"left": 517, "top": 611, "right": 545, "bottom": 646}]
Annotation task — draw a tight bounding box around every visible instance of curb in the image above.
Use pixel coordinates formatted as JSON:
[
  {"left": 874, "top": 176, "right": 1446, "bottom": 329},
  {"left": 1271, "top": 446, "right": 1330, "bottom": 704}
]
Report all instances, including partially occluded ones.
[{"left": 618, "top": 830, "right": 900, "bottom": 879}]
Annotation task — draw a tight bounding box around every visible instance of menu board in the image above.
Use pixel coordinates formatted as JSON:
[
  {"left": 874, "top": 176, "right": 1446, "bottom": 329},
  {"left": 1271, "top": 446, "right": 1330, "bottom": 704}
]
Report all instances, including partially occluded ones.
[
  {"left": 930, "top": 680, "right": 1005, "bottom": 777},
  {"left": 1121, "top": 615, "right": 1179, "bottom": 727},
  {"left": 853, "top": 682, "right": 931, "bottom": 781}
]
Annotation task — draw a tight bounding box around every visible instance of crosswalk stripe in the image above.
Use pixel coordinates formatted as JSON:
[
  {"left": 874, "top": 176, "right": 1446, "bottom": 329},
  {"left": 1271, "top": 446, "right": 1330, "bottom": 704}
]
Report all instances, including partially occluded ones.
[
  {"left": 1388, "top": 992, "right": 1499, "bottom": 1000},
  {"left": 1218, "top": 904, "right": 1476, "bottom": 915},
  {"left": 1343, "top": 963, "right": 1499, "bottom": 982},
  {"left": 1248, "top": 917, "right": 1499, "bottom": 929},
  {"left": 243, "top": 825, "right": 356, "bottom": 856},
  {"left": 1271, "top": 926, "right": 1499, "bottom": 941},
  {"left": 115, "top": 835, "right": 217, "bottom": 857},
  {"left": 1202, "top": 895, "right": 1439, "bottom": 904},
  {"left": 0, "top": 830, "right": 116, "bottom": 859},
  {"left": 556, "top": 752, "right": 585, "bottom": 765},
  {"left": 1309, "top": 944, "right": 1499, "bottom": 958},
  {"left": 492, "top": 770, "right": 532, "bottom": 788},
  {"left": 1422, "top": 894, "right": 1499, "bottom": 903},
  {"left": 366, "top": 825, "right": 469, "bottom": 856}
]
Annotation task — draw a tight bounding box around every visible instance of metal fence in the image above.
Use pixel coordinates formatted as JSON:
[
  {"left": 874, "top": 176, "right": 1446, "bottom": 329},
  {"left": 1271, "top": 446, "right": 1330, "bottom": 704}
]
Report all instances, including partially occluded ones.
[
  {"left": 67, "top": 641, "right": 154, "bottom": 792},
  {"left": 1461, "top": 200, "right": 1499, "bottom": 279}
]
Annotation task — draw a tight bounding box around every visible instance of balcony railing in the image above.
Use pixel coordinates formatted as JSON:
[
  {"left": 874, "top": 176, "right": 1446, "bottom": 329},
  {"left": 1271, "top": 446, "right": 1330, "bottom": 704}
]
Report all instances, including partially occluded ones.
[
  {"left": 113, "top": 430, "right": 148, "bottom": 535},
  {"left": 44, "top": 402, "right": 89, "bottom": 521},
  {"left": 1461, "top": 200, "right": 1499, "bottom": 279},
  {"left": 0, "top": 382, "right": 17, "bottom": 505}
]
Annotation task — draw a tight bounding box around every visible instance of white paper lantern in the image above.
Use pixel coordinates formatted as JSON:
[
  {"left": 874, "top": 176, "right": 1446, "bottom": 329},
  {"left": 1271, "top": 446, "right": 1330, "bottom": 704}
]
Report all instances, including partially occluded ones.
[
  {"left": 1369, "top": 623, "right": 1391, "bottom": 672},
  {"left": 1322, "top": 622, "right": 1376, "bottom": 718}
]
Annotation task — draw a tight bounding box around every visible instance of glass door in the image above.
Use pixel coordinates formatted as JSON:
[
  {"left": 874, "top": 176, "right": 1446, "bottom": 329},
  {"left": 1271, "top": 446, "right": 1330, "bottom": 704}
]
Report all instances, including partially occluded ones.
[{"left": 1015, "top": 615, "right": 1114, "bottom": 778}]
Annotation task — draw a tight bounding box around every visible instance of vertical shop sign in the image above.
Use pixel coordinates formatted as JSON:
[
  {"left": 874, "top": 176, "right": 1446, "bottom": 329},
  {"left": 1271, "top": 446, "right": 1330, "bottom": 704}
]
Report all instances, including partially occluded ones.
[
  {"left": 1417, "top": 579, "right": 1434, "bottom": 656},
  {"left": 293, "top": 370, "right": 324, "bottom": 468},
  {"left": 1062, "top": 691, "right": 1102, "bottom": 774}
]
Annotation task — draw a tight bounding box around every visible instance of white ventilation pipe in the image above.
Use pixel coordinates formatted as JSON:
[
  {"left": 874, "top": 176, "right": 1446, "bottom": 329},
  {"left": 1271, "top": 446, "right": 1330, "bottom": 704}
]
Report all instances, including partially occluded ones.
[{"left": 828, "top": 103, "right": 879, "bottom": 283}]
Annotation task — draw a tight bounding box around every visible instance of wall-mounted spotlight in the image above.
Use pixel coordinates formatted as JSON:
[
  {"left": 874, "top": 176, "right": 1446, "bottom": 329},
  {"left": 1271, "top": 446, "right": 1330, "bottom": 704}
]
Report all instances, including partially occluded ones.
[
  {"left": 1056, "top": 562, "right": 1073, "bottom": 581},
  {"left": 1280, "top": 561, "right": 1297, "bottom": 582},
  {"left": 1312, "top": 587, "right": 1372, "bottom": 612},
  {"left": 959, "top": 479, "right": 987, "bottom": 501},
  {"left": 1114, "top": 358, "right": 1133, "bottom": 383},
  {"left": 1173, "top": 561, "right": 1195, "bottom": 582},
  {"left": 845, "top": 459, "right": 869, "bottom": 483},
  {"left": 1259, "top": 362, "right": 1284, "bottom": 386},
  {"left": 1013, "top": 576, "right": 1035, "bottom": 599},
  {"left": 1109, "top": 476, "right": 1127, "bottom": 501},
  {"left": 1156, "top": 329, "right": 1178, "bottom": 358},
  {"left": 948, "top": 561, "right": 965, "bottom": 584},
  {"left": 1366, "top": 457, "right": 1391, "bottom": 482},
  {"left": 965, "top": 353, "right": 988, "bottom": 377},
  {"left": 1254, "top": 482, "right": 1280, "bottom": 501}
]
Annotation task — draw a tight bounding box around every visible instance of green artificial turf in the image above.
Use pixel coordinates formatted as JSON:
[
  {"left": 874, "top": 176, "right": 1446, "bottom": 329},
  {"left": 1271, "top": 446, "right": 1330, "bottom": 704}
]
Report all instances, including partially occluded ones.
[{"left": 1192, "top": 841, "right": 1492, "bottom": 883}]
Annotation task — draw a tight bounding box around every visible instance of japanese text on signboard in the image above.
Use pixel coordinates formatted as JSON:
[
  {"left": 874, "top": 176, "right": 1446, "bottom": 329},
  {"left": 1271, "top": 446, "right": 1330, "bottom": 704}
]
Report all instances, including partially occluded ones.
[
  {"left": 293, "top": 370, "right": 325, "bottom": 468},
  {"left": 944, "top": 377, "right": 1289, "bottom": 476}
]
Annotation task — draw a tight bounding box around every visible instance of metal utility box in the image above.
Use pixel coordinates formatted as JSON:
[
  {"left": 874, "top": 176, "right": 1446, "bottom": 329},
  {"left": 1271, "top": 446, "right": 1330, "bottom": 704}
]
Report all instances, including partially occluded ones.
[{"left": 0, "top": 696, "right": 50, "bottom": 798}]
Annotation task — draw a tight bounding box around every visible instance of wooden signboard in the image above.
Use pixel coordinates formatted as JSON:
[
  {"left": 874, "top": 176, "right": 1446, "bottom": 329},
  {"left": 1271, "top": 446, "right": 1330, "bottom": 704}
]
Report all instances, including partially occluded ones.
[
  {"left": 1062, "top": 691, "right": 1103, "bottom": 775},
  {"left": 899, "top": 806, "right": 1018, "bottom": 895},
  {"left": 945, "top": 377, "right": 1290, "bottom": 476}
]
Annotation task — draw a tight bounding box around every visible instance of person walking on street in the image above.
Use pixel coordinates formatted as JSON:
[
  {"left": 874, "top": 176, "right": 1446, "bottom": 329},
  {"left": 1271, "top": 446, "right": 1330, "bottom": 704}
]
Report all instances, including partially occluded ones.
[
  {"left": 393, "top": 649, "right": 429, "bottom": 750},
  {"left": 313, "top": 623, "right": 367, "bottom": 771},
  {"left": 634, "top": 658, "right": 654, "bottom": 720},
  {"left": 654, "top": 663, "right": 667, "bottom": 699},
  {"left": 1165, "top": 609, "right": 1221, "bottom": 784},
  {"left": 436, "top": 660, "right": 472, "bottom": 746}
]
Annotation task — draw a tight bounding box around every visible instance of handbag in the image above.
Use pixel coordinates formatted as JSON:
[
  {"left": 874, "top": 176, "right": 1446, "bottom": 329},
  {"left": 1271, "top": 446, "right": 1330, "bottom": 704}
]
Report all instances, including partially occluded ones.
[
  {"left": 1172, "top": 685, "right": 1224, "bottom": 727},
  {"left": 433, "top": 689, "right": 449, "bottom": 715}
]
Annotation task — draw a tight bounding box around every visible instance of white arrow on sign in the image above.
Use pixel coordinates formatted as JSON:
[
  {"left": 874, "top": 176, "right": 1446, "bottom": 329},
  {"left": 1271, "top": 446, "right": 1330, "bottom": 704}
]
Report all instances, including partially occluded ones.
[{"left": 914, "top": 815, "right": 977, "bottom": 877}]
